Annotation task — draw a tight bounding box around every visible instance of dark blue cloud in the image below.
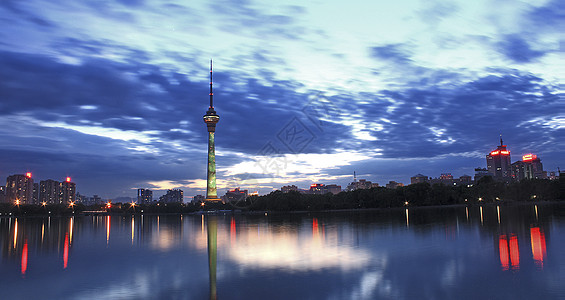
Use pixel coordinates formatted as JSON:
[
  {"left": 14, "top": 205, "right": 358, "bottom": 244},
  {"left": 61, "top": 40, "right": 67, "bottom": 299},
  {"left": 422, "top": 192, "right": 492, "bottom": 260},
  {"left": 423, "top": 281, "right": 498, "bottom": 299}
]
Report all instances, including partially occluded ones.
[
  {"left": 528, "top": 0, "right": 565, "bottom": 29},
  {"left": 0, "top": 0, "right": 56, "bottom": 28},
  {"left": 345, "top": 70, "right": 563, "bottom": 163},
  {"left": 117, "top": 0, "right": 145, "bottom": 7},
  {"left": 497, "top": 35, "right": 546, "bottom": 63},
  {"left": 370, "top": 44, "right": 412, "bottom": 64}
]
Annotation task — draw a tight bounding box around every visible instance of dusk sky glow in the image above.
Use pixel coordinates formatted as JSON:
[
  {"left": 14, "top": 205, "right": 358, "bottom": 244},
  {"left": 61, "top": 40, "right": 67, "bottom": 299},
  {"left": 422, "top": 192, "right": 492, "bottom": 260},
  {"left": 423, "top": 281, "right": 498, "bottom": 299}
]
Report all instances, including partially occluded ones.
[{"left": 0, "top": 0, "right": 563, "bottom": 198}]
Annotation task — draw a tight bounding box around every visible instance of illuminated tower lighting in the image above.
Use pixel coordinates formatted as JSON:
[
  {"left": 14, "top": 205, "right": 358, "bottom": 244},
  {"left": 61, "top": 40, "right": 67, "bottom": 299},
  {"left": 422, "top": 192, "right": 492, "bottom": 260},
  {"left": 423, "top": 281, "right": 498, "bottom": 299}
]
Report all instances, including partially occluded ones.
[{"left": 203, "top": 60, "right": 221, "bottom": 202}]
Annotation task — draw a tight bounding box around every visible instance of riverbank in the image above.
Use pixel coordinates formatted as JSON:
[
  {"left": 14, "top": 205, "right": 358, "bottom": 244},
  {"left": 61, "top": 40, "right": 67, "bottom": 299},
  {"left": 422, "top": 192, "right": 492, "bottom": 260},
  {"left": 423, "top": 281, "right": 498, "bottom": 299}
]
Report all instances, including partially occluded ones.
[{"left": 0, "top": 199, "right": 562, "bottom": 217}]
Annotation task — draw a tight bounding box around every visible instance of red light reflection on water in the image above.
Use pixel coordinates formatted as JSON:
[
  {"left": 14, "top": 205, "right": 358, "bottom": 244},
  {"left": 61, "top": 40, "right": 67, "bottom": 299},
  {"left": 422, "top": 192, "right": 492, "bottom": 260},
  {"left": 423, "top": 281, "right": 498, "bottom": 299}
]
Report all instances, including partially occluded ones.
[
  {"left": 509, "top": 235, "right": 519, "bottom": 270},
  {"left": 312, "top": 218, "right": 319, "bottom": 238},
  {"left": 63, "top": 233, "right": 69, "bottom": 269},
  {"left": 21, "top": 240, "right": 28, "bottom": 276},
  {"left": 499, "top": 235, "right": 509, "bottom": 271},
  {"left": 530, "top": 227, "right": 547, "bottom": 269},
  {"left": 499, "top": 234, "right": 520, "bottom": 271},
  {"left": 230, "top": 217, "right": 236, "bottom": 246}
]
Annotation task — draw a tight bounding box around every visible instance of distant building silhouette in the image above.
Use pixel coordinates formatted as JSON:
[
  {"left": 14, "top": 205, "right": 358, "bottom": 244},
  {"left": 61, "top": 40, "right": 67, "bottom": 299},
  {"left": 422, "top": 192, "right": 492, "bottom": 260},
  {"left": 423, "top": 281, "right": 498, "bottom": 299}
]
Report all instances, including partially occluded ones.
[
  {"left": 281, "top": 185, "right": 298, "bottom": 193},
  {"left": 40, "top": 179, "right": 61, "bottom": 204},
  {"left": 137, "top": 188, "right": 153, "bottom": 204},
  {"left": 308, "top": 183, "right": 342, "bottom": 195},
  {"left": 223, "top": 188, "right": 247, "bottom": 202},
  {"left": 347, "top": 179, "right": 374, "bottom": 191},
  {"left": 193, "top": 195, "right": 205, "bottom": 203},
  {"left": 386, "top": 181, "right": 404, "bottom": 189},
  {"left": 32, "top": 183, "right": 39, "bottom": 204},
  {"left": 411, "top": 174, "right": 429, "bottom": 184},
  {"left": 459, "top": 174, "right": 473, "bottom": 186},
  {"left": 0, "top": 186, "right": 5, "bottom": 202},
  {"left": 5, "top": 173, "right": 34, "bottom": 204},
  {"left": 309, "top": 184, "right": 326, "bottom": 194},
  {"left": 474, "top": 167, "right": 491, "bottom": 182},
  {"left": 160, "top": 189, "right": 184, "bottom": 203}
]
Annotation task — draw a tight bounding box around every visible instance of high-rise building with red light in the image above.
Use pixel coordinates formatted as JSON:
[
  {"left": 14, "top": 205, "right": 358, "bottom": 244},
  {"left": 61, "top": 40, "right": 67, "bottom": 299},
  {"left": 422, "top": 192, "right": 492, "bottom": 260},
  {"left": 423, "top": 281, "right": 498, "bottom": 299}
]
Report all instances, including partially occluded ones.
[
  {"left": 60, "top": 179, "right": 76, "bottom": 204},
  {"left": 512, "top": 153, "right": 546, "bottom": 180},
  {"left": 486, "top": 137, "right": 512, "bottom": 181},
  {"left": 5, "top": 174, "right": 34, "bottom": 204}
]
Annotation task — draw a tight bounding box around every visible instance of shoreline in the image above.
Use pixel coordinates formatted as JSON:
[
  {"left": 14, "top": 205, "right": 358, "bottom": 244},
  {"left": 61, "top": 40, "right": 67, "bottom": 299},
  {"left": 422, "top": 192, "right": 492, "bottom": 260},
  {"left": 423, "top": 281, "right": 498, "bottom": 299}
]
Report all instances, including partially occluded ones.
[{"left": 0, "top": 200, "right": 562, "bottom": 217}]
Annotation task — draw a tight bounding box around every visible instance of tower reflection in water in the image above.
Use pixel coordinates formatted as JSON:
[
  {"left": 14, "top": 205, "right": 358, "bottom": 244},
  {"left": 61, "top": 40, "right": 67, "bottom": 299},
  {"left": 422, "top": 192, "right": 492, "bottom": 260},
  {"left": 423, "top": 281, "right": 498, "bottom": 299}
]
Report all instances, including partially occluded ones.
[{"left": 207, "top": 216, "right": 218, "bottom": 300}]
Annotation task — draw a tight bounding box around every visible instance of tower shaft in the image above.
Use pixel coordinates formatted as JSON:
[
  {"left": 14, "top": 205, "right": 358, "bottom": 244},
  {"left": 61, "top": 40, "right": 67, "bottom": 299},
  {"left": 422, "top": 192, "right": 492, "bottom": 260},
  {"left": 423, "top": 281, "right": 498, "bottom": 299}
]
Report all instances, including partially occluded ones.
[{"left": 206, "top": 131, "right": 218, "bottom": 199}]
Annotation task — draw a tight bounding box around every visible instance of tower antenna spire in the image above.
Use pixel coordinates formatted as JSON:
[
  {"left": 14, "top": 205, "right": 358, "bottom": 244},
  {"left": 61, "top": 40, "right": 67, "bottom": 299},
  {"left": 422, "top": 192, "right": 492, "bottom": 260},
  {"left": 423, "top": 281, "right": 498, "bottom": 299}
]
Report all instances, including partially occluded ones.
[
  {"left": 500, "top": 134, "right": 503, "bottom": 146},
  {"left": 209, "top": 59, "right": 213, "bottom": 108}
]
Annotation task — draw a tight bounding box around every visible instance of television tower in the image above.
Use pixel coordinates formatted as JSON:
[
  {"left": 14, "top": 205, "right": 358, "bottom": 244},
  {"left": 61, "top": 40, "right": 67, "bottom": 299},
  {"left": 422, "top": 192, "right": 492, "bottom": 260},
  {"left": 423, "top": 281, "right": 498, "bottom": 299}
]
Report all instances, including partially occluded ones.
[{"left": 203, "top": 60, "right": 221, "bottom": 201}]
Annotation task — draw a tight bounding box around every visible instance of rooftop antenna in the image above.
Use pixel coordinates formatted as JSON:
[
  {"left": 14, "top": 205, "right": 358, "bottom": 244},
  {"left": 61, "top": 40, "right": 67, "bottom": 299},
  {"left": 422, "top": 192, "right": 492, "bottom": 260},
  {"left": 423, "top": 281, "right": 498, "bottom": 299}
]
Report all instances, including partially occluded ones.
[
  {"left": 500, "top": 134, "right": 503, "bottom": 147},
  {"left": 209, "top": 59, "right": 214, "bottom": 108}
]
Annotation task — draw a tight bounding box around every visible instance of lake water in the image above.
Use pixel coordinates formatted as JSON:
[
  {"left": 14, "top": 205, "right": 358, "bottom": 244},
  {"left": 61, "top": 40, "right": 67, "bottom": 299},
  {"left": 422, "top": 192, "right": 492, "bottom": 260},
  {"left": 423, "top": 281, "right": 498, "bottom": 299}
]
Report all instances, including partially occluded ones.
[{"left": 1, "top": 203, "right": 564, "bottom": 300}]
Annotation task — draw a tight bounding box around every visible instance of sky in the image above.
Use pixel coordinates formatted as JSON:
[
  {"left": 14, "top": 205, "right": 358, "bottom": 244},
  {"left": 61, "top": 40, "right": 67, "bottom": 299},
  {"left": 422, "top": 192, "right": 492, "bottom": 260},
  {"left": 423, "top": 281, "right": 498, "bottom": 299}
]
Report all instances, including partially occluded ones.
[{"left": 0, "top": 0, "right": 563, "bottom": 199}]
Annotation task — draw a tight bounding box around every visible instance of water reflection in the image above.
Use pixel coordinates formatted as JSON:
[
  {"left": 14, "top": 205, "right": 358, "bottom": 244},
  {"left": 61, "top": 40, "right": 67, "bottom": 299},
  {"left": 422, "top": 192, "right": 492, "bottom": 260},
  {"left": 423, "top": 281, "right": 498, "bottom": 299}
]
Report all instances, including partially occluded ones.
[
  {"left": 498, "top": 234, "right": 519, "bottom": 271},
  {"left": 21, "top": 240, "right": 27, "bottom": 276},
  {"left": 207, "top": 216, "right": 217, "bottom": 300},
  {"left": 530, "top": 227, "right": 547, "bottom": 269},
  {"left": 0, "top": 203, "right": 562, "bottom": 299}
]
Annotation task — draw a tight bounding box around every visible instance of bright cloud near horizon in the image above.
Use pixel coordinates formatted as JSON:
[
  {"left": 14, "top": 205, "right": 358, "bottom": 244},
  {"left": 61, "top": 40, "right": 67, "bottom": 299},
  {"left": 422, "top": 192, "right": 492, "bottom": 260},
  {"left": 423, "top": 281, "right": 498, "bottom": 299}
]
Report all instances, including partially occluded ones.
[{"left": 0, "top": 0, "right": 563, "bottom": 199}]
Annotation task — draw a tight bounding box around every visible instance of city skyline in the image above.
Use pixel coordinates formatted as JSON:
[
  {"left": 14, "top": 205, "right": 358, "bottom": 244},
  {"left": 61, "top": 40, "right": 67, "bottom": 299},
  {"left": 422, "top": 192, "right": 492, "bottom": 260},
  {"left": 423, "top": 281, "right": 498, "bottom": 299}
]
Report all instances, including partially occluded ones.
[{"left": 0, "top": 0, "right": 563, "bottom": 198}]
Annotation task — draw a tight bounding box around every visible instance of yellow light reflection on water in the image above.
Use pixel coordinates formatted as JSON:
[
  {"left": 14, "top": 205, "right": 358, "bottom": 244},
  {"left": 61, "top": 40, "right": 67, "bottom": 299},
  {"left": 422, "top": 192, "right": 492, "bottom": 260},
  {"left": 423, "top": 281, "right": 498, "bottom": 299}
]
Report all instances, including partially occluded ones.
[
  {"left": 13, "top": 218, "right": 18, "bottom": 248},
  {"left": 479, "top": 207, "right": 483, "bottom": 225},
  {"left": 69, "top": 217, "right": 74, "bottom": 244},
  {"left": 405, "top": 208, "right": 409, "bottom": 228},
  {"left": 497, "top": 206, "right": 500, "bottom": 224},
  {"left": 106, "top": 215, "right": 111, "bottom": 245},
  {"left": 131, "top": 217, "right": 135, "bottom": 245},
  {"left": 226, "top": 224, "right": 373, "bottom": 271},
  {"left": 201, "top": 214, "right": 205, "bottom": 236}
]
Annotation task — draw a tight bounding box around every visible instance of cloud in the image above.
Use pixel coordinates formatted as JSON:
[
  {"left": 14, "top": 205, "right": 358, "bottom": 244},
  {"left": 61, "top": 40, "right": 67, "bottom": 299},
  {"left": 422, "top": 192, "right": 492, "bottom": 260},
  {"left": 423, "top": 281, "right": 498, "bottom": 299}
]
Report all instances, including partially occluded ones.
[
  {"left": 0, "top": 0, "right": 56, "bottom": 28},
  {"left": 208, "top": 0, "right": 307, "bottom": 39},
  {"left": 497, "top": 35, "right": 546, "bottom": 63},
  {"left": 527, "top": 0, "right": 565, "bottom": 30},
  {"left": 370, "top": 44, "right": 413, "bottom": 65}
]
